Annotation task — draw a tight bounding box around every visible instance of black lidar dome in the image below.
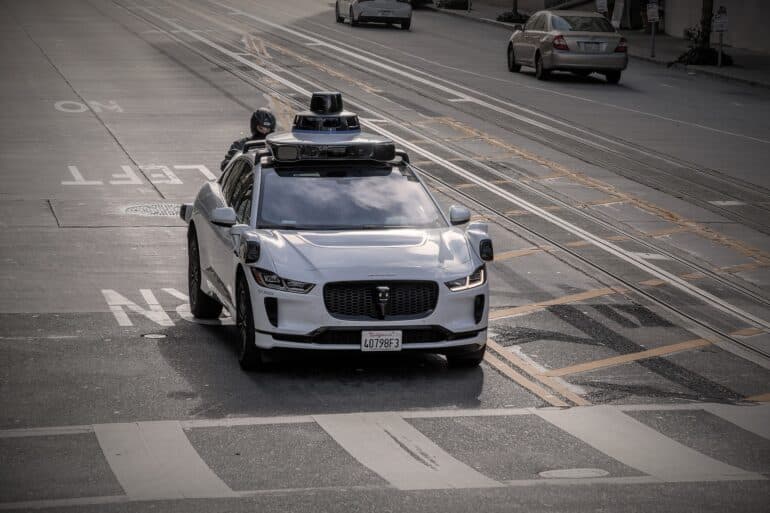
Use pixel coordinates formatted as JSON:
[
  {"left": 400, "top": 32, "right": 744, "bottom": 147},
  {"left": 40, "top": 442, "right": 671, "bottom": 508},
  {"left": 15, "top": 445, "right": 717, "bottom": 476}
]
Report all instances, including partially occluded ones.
[{"left": 310, "top": 92, "right": 344, "bottom": 114}]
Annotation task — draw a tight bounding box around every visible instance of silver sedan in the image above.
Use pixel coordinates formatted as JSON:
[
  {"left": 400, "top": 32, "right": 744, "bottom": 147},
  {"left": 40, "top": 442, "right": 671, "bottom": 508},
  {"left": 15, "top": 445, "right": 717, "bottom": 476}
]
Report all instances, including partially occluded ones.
[{"left": 507, "top": 10, "right": 628, "bottom": 84}]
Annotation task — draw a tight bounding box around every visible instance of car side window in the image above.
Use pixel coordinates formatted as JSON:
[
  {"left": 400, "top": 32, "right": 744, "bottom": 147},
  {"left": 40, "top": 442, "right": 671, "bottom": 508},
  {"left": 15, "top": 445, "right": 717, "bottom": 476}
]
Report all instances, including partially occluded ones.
[
  {"left": 533, "top": 14, "right": 546, "bottom": 31},
  {"left": 231, "top": 169, "right": 255, "bottom": 224},
  {"left": 222, "top": 160, "right": 247, "bottom": 205}
]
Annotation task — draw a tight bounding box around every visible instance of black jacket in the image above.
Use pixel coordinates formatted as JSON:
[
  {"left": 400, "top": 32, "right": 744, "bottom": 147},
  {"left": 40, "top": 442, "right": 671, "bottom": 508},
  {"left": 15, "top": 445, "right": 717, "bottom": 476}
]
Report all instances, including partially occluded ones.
[{"left": 220, "top": 134, "right": 265, "bottom": 171}]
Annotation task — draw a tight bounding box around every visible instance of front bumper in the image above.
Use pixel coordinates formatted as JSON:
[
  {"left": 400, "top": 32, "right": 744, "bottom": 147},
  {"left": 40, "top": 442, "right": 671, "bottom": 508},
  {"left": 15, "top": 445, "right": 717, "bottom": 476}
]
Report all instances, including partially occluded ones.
[
  {"left": 247, "top": 271, "right": 488, "bottom": 351},
  {"left": 356, "top": 5, "right": 411, "bottom": 23},
  {"left": 544, "top": 50, "right": 628, "bottom": 71}
]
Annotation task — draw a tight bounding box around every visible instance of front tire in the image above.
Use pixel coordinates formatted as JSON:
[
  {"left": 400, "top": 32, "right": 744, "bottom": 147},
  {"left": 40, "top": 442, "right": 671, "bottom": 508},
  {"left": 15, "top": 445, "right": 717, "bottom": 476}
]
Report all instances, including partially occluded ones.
[
  {"left": 605, "top": 70, "right": 622, "bottom": 84},
  {"left": 350, "top": 7, "right": 358, "bottom": 26},
  {"left": 401, "top": 19, "right": 411, "bottom": 30},
  {"left": 447, "top": 346, "right": 486, "bottom": 368},
  {"left": 507, "top": 44, "right": 520, "bottom": 72},
  {"left": 188, "top": 229, "right": 223, "bottom": 319},
  {"left": 535, "top": 52, "right": 549, "bottom": 81},
  {"left": 335, "top": 2, "right": 344, "bottom": 23},
  {"left": 236, "top": 274, "right": 263, "bottom": 371}
]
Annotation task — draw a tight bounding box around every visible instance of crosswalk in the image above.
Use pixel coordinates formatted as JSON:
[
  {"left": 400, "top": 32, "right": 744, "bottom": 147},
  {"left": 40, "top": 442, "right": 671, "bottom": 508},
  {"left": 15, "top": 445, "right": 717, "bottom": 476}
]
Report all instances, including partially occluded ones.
[{"left": 0, "top": 403, "right": 768, "bottom": 510}]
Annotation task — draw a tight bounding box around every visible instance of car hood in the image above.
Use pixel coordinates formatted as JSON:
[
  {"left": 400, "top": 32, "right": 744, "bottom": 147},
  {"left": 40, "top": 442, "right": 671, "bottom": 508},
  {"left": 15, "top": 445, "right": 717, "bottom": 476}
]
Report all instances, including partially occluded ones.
[{"left": 261, "top": 228, "right": 473, "bottom": 279}]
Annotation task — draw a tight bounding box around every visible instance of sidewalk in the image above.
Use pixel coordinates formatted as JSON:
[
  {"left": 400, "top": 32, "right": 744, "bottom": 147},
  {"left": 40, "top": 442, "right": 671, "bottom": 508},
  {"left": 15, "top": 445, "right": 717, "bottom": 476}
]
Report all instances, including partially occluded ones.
[{"left": 422, "top": 2, "right": 770, "bottom": 89}]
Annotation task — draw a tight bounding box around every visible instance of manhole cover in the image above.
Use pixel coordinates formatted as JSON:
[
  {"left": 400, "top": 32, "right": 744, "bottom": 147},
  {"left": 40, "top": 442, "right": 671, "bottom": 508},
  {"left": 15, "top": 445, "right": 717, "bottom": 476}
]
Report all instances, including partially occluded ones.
[
  {"left": 538, "top": 468, "right": 609, "bottom": 479},
  {"left": 125, "top": 204, "right": 180, "bottom": 217}
]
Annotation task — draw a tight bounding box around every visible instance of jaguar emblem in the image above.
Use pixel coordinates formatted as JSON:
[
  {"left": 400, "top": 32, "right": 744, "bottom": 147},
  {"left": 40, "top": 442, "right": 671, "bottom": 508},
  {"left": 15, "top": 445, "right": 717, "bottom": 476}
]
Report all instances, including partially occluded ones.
[{"left": 375, "top": 286, "right": 390, "bottom": 319}]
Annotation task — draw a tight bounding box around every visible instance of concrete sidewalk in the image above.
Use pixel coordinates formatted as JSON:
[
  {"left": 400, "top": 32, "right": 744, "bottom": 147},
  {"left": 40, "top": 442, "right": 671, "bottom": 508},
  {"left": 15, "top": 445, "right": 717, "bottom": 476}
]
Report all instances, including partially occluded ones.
[{"left": 422, "top": 2, "right": 770, "bottom": 89}]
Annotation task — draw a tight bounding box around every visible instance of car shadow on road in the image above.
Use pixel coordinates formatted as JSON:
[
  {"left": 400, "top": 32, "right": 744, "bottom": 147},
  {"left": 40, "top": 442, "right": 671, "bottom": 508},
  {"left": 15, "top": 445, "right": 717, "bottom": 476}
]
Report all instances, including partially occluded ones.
[{"left": 156, "top": 321, "right": 485, "bottom": 419}]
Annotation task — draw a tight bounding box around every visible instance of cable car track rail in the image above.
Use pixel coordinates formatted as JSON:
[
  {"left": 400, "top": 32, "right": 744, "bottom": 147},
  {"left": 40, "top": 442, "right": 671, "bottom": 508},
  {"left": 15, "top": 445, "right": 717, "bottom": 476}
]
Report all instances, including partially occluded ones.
[{"left": 110, "top": 1, "right": 770, "bottom": 365}]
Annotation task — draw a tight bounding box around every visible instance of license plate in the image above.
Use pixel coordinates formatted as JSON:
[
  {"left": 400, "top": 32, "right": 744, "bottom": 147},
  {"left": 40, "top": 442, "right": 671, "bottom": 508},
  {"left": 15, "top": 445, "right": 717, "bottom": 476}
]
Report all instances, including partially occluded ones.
[
  {"left": 582, "top": 42, "right": 601, "bottom": 52},
  {"left": 379, "top": 10, "right": 392, "bottom": 15},
  {"left": 361, "top": 330, "right": 402, "bottom": 352}
]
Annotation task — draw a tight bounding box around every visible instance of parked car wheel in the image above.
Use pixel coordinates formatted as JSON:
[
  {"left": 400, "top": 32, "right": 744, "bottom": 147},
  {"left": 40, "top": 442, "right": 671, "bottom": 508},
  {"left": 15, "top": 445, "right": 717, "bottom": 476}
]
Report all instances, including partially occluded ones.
[
  {"left": 605, "top": 70, "right": 622, "bottom": 84},
  {"left": 507, "top": 44, "right": 520, "bottom": 72},
  {"left": 335, "top": 2, "right": 344, "bottom": 23},
  {"left": 236, "top": 273, "right": 264, "bottom": 371},
  {"left": 535, "top": 52, "right": 549, "bottom": 81},
  {"left": 188, "top": 228, "right": 223, "bottom": 319}
]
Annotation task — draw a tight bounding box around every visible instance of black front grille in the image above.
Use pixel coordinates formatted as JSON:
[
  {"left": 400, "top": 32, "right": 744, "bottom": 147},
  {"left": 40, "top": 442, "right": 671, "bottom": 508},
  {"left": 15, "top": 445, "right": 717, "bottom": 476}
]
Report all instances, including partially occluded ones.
[{"left": 323, "top": 281, "right": 438, "bottom": 320}]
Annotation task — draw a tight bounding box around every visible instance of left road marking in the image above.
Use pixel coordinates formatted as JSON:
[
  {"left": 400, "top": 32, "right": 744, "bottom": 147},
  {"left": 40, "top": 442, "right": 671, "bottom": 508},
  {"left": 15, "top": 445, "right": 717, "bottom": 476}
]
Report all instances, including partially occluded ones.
[{"left": 94, "top": 421, "right": 236, "bottom": 500}]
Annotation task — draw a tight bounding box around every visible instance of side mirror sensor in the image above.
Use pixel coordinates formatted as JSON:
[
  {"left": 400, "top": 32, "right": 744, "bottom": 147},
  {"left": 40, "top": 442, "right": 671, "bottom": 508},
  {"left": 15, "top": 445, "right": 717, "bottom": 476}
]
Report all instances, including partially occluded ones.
[
  {"left": 239, "top": 234, "right": 261, "bottom": 264},
  {"left": 449, "top": 205, "right": 471, "bottom": 225},
  {"left": 211, "top": 207, "right": 237, "bottom": 227},
  {"left": 479, "top": 239, "right": 494, "bottom": 261}
]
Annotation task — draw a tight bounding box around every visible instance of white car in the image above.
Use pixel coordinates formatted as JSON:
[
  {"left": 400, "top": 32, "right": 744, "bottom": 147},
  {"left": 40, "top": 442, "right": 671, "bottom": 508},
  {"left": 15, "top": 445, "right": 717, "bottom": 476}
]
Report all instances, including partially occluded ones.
[
  {"left": 336, "top": 0, "right": 412, "bottom": 30},
  {"left": 181, "top": 93, "right": 492, "bottom": 370}
]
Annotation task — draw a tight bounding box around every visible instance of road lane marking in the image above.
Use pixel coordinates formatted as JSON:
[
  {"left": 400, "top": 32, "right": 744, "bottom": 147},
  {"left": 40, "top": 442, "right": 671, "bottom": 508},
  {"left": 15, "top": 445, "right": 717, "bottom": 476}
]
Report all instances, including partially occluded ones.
[
  {"left": 483, "top": 352, "right": 568, "bottom": 407},
  {"left": 709, "top": 200, "right": 747, "bottom": 206},
  {"left": 489, "top": 288, "right": 622, "bottom": 321},
  {"left": 94, "top": 421, "right": 236, "bottom": 500},
  {"left": 702, "top": 403, "right": 770, "bottom": 439},
  {"left": 544, "top": 339, "right": 712, "bottom": 377},
  {"left": 731, "top": 327, "right": 764, "bottom": 337},
  {"left": 745, "top": 393, "right": 770, "bottom": 403},
  {"left": 314, "top": 412, "right": 501, "bottom": 490},
  {"left": 62, "top": 165, "right": 103, "bottom": 185},
  {"left": 493, "top": 246, "right": 546, "bottom": 261},
  {"left": 536, "top": 406, "right": 762, "bottom": 482},
  {"left": 486, "top": 340, "right": 590, "bottom": 406}
]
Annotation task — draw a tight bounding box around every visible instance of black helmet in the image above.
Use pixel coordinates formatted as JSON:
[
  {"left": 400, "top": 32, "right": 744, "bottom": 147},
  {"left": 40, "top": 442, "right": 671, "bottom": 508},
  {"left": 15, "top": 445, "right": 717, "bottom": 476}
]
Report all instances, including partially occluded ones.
[{"left": 250, "top": 108, "right": 276, "bottom": 137}]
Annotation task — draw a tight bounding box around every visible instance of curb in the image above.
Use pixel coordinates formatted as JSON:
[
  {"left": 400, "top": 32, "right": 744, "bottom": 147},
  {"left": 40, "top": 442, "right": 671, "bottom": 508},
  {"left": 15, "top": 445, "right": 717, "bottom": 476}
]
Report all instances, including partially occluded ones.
[{"left": 424, "top": 5, "right": 770, "bottom": 89}]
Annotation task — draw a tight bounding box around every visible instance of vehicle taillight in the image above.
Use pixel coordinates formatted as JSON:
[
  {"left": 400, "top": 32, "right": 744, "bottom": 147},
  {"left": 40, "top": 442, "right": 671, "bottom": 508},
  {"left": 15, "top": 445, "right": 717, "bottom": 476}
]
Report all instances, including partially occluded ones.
[
  {"left": 552, "top": 35, "right": 569, "bottom": 51},
  {"left": 615, "top": 37, "right": 628, "bottom": 53}
]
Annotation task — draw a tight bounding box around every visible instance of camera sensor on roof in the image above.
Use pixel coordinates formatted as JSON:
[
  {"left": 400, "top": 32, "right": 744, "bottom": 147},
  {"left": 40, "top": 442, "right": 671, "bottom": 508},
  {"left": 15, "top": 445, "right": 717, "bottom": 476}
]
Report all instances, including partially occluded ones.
[{"left": 310, "top": 92, "right": 344, "bottom": 114}]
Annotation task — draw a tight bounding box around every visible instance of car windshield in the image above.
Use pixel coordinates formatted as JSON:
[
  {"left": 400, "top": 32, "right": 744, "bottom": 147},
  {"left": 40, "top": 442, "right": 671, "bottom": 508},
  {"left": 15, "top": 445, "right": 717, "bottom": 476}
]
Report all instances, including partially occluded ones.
[
  {"left": 550, "top": 15, "right": 615, "bottom": 33},
  {"left": 256, "top": 164, "right": 446, "bottom": 230}
]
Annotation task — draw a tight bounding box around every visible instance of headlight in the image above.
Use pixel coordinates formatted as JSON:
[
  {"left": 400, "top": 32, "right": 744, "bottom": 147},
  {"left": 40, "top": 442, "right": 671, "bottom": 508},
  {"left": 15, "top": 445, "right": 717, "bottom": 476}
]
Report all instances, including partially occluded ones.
[
  {"left": 251, "top": 268, "right": 315, "bottom": 294},
  {"left": 445, "top": 265, "right": 486, "bottom": 291}
]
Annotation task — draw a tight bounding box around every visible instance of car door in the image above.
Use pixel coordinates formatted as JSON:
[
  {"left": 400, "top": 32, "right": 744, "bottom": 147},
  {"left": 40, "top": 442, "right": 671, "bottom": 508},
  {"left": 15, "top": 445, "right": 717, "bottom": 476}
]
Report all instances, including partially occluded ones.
[
  {"left": 212, "top": 160, "right": 255, "bottom": 308},
  {"left": 515, "top": 13, "right": 540, "bottom": 65},
  {"left": 526, "top": 13, "right": 547, "bottom": 63}
]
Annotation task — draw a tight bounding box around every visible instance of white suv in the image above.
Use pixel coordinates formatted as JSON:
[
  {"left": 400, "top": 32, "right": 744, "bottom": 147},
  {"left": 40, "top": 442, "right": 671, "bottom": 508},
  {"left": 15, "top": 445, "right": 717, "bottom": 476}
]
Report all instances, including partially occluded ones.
[
  {"left": 336, "top": 0, "right": 413, "bottom": 30},
  {"left": 181, "top": 93, "right": 492, "bottom": 370}
]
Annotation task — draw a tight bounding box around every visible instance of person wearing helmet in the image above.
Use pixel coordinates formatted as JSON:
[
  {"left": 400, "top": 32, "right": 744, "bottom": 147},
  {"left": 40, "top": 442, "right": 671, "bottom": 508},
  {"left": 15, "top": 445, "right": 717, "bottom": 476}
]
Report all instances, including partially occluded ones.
[{"left": 220, "top": 108, "right": 276, "bottom": 171}]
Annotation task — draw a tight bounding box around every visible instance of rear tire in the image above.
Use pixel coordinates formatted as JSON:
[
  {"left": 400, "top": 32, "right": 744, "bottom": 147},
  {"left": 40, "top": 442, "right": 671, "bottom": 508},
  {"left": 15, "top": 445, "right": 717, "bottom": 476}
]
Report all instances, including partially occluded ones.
[
  {"left": 350, "top": 8, "right": 358, "bottom": 26},
  {"left": 507, "top": 44, "right": 520, "bottom": 72},
  {"left": 188, "top": 229, "right": 223, "bottom": 319},
  {"left": 447, "top": 346, "right": 486, "bottom": 368},
  {"left": 236, "top": 273, "right": 264, "bottom": 371},
  {"left": 335, "top": 2, "right": 344, "bottom": 22},
  {"left": 535, "top": 52, "right": 549, "bottom": 81},
  {"left": 605, "top": 70, "right": 622, "bottom": 84},
  {"left": 401, "top": 19, "right": 411, "bottom": 30}
]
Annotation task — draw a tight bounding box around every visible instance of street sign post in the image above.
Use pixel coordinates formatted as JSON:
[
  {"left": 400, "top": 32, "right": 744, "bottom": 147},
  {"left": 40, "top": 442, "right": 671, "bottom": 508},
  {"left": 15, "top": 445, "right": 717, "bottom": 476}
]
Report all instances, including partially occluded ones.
[
  {"left": 647, "top": 3, "right": 659, "bottom": 58},
  {"left": 714, "top": 6, "right": 728, "bottom": 67}
]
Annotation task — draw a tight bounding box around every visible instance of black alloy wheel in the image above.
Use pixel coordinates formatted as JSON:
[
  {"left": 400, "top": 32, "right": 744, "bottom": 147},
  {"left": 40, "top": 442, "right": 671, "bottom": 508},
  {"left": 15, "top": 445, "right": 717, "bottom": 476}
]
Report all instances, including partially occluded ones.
[
  {"left": 335, "top": 2, "right": 344, "bottom": 23},
  {"left": 188, "top": 230, "right": 223, "bottom": 319},
  {"left": 446, "top": 345, "right": 486, "bottom": 368},
  {"left": 236, "top": 274, "right": 263, "bottom": 370},
  {"left": 507, "top": 44, "right": 520, "bottom": 72},
  {"left": 535, "top": 52, "right": 549, "bottom": 81},
  {"left": 605, "top": 70, "right": 622, "bottom": 84}
]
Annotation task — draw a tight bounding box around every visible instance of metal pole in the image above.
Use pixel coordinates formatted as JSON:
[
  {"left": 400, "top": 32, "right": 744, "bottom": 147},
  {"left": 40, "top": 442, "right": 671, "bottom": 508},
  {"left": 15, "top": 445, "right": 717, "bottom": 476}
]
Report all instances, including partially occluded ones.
[
  {"left": 718, "top": 31, "right": 723, "bottom": 67},
  {"left": 651, "top": 21, "right": 656, "bottom": 58}
]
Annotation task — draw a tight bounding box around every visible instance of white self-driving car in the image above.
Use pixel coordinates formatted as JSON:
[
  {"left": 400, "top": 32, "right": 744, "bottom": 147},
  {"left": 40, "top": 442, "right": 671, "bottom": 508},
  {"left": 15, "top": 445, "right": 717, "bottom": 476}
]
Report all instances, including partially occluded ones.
[
  {"left": 181, "top": 92, "right": 492, "bottom": 370},
  {"left": 336, "top": 0, "right": 412, "bottom": 30}
]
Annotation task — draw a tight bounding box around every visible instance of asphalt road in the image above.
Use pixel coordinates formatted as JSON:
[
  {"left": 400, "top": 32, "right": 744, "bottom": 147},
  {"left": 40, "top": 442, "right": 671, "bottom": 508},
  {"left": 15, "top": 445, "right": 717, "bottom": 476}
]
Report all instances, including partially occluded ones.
[{"left": 1, "top": 1, "right": 769, "bottom": 511}]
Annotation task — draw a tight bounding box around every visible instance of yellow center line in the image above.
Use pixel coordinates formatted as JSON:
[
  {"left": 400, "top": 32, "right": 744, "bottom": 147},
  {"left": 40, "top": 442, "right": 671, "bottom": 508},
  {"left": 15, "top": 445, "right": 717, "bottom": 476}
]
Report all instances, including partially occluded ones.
[
  {"left": 493, "top": 247, "right": 547, "bottom": 261},
  {"left": 731, "top": 327, "right": 765, "bottom": 337},
  {"left": 483, "top": 352, "right": 568, "bottom": 407},
  {"left": 543, "top": 338, "right": 712, "bottom": 377},
  {"left": 746, "top": 392, "right": 770, "bottom": 402},
  {"left": 486, "top": 340, "right": 590, "bottom": 406},
  {"left": 489, "top": 287, "right": 623, "bottom": 321}
]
